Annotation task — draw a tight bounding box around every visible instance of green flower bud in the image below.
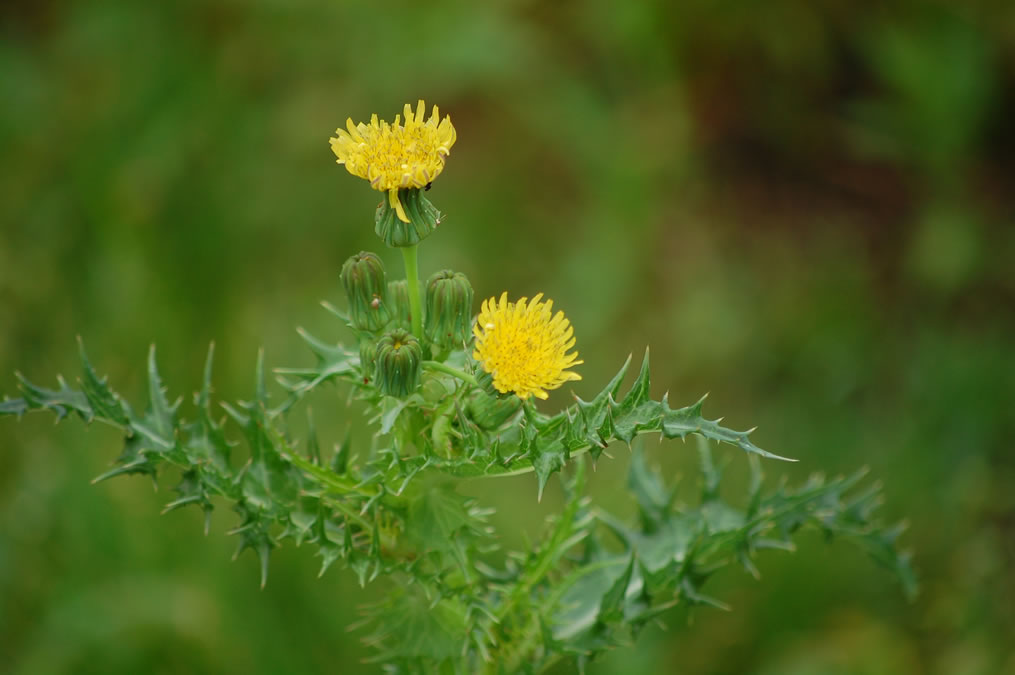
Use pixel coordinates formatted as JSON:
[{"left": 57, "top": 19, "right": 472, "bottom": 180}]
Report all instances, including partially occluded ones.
[
  {"left": 375, "top": 329, "right": 422, "bottom": 397},
  {"left": 466, "top": 389, "right": 521, "bottom": 430},
  {"left": 359, "top": 338, "right": 378, "bottom": 381},
  {"left": 387, "top": 279, "right": 413, "bottom": 331},
  {"left": 424, "top": 270, "right": 474, "bottom": 350},
  {"left": 375, "top": 188, "right": 443, "bottom": 248},
  {"left": 341, "top": 251, "right": 391, "bottom": 332}
]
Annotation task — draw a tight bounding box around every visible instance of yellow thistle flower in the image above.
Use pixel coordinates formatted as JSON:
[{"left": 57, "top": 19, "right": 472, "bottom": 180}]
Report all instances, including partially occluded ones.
[
  {"left": 473, "top": 293, "right": 583, "bottom": 400},
  {"left": 330, "top": 100, "right": 457, "bottom": 223}
]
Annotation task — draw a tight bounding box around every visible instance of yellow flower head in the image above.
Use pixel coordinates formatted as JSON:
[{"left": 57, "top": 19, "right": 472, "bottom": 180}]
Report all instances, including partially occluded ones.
[
  {"left": 330, "top": 100, "right": 456, "bottom": 223},
  {"left": 473, "top": 293, "right": 583, "bottom": 400}
]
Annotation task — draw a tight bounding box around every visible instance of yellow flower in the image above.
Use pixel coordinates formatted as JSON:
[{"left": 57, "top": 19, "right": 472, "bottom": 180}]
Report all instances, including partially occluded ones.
[
  {"left": 473, "top": 293, "right": 583, "bottom": 400},
  {"left": 330, "top": 100, "right": 456, "bottom": 223}
]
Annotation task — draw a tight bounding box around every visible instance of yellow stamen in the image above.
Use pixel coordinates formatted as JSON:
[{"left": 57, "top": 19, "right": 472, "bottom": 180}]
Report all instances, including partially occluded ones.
[{"left": 473, "top": 292, "right": 583, "bottom": 400}]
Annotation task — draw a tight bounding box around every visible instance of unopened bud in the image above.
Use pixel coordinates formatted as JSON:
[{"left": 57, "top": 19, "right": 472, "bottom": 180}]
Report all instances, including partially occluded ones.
[
  {"left": 375, "top": 329, "right": 422, "bottom": 397},
  {"left": 424, "top": 270, "right": 474, "bottom": 350},
  {"left": 341, "top": 251, "right": 390, "bottom": 332},
  {"left": 359, "top": 338, "right": 378, "bottom": 381}
]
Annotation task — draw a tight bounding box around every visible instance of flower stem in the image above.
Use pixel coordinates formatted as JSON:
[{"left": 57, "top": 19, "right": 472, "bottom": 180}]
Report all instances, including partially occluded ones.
[
  {"left": 423, "top": 360, "right": 478, "bottom": 386},
  {"left": 401, "top": 244, "right": 423, "bottom": 340}
]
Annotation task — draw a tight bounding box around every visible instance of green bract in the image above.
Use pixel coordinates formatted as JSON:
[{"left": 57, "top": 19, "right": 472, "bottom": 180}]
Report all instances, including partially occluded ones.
[
  {"left": 341, "top": 251, "right": 391, "bottom": 332},
  {"left": 375, "top": 329, "right": 422, "bottom": 397},
  {"left": 374, "top": 188, "right": 443, "bottom": 248},
  {"left": 424, "top": 269, "right": 474, "bottom": 351}
]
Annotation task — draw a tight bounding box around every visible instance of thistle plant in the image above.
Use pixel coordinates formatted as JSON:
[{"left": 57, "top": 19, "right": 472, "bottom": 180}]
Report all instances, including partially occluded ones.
[{"left": 1, "top": 100, "right": 916, "bottom": 673}]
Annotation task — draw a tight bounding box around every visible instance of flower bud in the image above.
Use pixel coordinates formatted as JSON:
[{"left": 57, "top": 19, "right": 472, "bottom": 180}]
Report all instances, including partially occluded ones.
[
  {"left": 374, "top": 329, "right": 422, "bottom": 397},
  {"left": 466, "top": 389, "right": 521, "bottom": 430},
  {"left": 387, "top": 279, "right": 413, "bottom": 331},
  {"left": 375, "top": 188, "right": 443, "bottom": 248},
  {"left": 359, "top": 338, "right": 378, "bottom": 381},
  {"left": 424, "top": 270, "right": 474, "bottom": 350},
  {"left": 341, "top": 252, "right": 391, "bottom": 332}
]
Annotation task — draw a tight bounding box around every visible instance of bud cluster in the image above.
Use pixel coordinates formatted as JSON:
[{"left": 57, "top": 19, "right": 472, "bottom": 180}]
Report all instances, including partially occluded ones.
[{"left": 342, "top": 252, "right": 479, "bottom": 399}]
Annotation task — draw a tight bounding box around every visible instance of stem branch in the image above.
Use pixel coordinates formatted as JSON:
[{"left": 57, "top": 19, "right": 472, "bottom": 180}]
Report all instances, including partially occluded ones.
[{"left": 423, "top": 361, "right": 478, "bottom": 386}]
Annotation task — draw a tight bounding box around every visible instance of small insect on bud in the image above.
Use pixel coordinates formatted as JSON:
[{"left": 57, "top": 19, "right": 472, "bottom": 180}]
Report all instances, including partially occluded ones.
[
  {"left": 424, "top": 270, "right": 474, "bottom": 351},
  {"left": 374, "top": 329, "right": 422, "bottom": 397},
  {"left": 340, "top": 251, "right": 391, "bottom": 332}
]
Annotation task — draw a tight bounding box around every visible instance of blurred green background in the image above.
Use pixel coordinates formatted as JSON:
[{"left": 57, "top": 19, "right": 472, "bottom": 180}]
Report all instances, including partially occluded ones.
[{"left": 2, "top": 0, "right": 1014, "bottom": 673}]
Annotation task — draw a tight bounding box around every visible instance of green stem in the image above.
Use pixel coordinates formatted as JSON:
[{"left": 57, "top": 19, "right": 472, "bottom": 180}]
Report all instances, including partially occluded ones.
[
  {"left": 401, "top": 244, "right": 423, "bottom": 340},
  {"left": 422, "top": 360, "right": 478, "bottom": 386}
]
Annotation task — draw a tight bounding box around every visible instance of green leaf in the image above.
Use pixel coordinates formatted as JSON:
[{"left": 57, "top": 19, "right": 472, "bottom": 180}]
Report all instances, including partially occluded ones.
[
  {"left": 597, "top": 554, "right": 635, "bottom": 625},
  {"left": 363, "top": 590, "right": 469, "bottom": 664},
  {"left": 275, "top": 327, "right": 359, "bottom": 395},
  {"left": 77, "top": 338, "right": 131, "bottom": 426},
  {"left": 406, "top": 483, "right": 474, "bottom": 551},
  {"left": 627, "top": 445, "right": 673, "bottom": 527},
  {"left": 10, "top": 371, "right": 91, "bottom": 421},
  {"left": 439, "top": 352, "right": 792, "bottom": 491},
  {"left": 533, "top": 438, "right": 567, "bottom": 501},
  {"left": 0, "top": 397, "right": 27, "bottom": 416}
]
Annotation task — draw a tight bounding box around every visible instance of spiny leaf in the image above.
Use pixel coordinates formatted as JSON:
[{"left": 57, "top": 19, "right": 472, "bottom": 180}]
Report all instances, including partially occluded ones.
[
  {"left": 533, "top": 439, "right": 567, "bottom": 502},
  {"left": 77, "top": 338, "right": 130, "bottom": 426},
  {"left": 437, "top": 352, "right": 792, "bottom": 491},
  {"left": 628, "top": 445, "right": 673, "bottom": 527},
  {"left": 330, "top": 428, "right": 351, "bottom": 474},
  {"left": 406, "top": 483, "right": 476, "bottom": 551},
  {"left": 306, "top": 408, "right": 322, "bottom": 465},
  {"left": 10, "top": 371, "right": 91, "bottom": 421},
  {"left": 146, "top": 344, "right": 179, "bottom": 439},
  {"left": 362, "top": 591, "right": 469, "bottom": 664},
  {"left": 0, "top": 397, "right": 27, "bottom": 416},
  {"left": 597, "top": 554, "right": 635, "bottom": 625},
  {"left": 275, "top": 327, "right": 359, "bottom": 395},
  {"left": 618, "top": 348, "right": 652, "bottom": 413}
]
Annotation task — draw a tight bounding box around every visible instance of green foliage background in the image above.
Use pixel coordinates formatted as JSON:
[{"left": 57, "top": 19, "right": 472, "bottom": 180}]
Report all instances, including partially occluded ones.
[{"left": 1, "top": 0, "right": 1013, "bottom": 672}]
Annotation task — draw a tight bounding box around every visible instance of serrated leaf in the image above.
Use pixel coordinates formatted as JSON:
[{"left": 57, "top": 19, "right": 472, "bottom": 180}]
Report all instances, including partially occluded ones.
[
  {"left": 77, "top": 339, "right": 131, "bottom": 426},
  {"left": 533, "top": 439, "right": 566, "bottom": 501},
  {"left": 378, "top": 396, "right": 410, "bottom": 435},
  {"left": 275, "top": 327, "right": 358, "bottom": 395},
  {"left": 597, "top": 554, "right": 635, "bottom": 625},
  {"left": 627, "top": 446, "right": 672, "bottom": 527},
  {"left": 679, "top": 577, "right": 730, "bottom": 610},
  {"left": 144, "top": 345, "right": 178, "bottom": 440},
  {"left": 618, "top": 348, "right": 652, "bottom": 412},
  {"left": 444, "top": 351, "right": 792, "bottom": 485},
  {"left": 406, "top": 483, "right": 473, "bottom": 551},
  {"left": 697, "top": 436, "right": 721, "bottom": 501},
  {"left": 330, "top": 428, "right": 351, "bottom": 474},
  {"left": 12, "top": 372, "right": 91, "bottom": 421},
  {"left": 364, "top": 591, "right": 469, "bottom": 663},
  {"left": 0, "top": 398, "right": 27, "bottom": 416}
]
